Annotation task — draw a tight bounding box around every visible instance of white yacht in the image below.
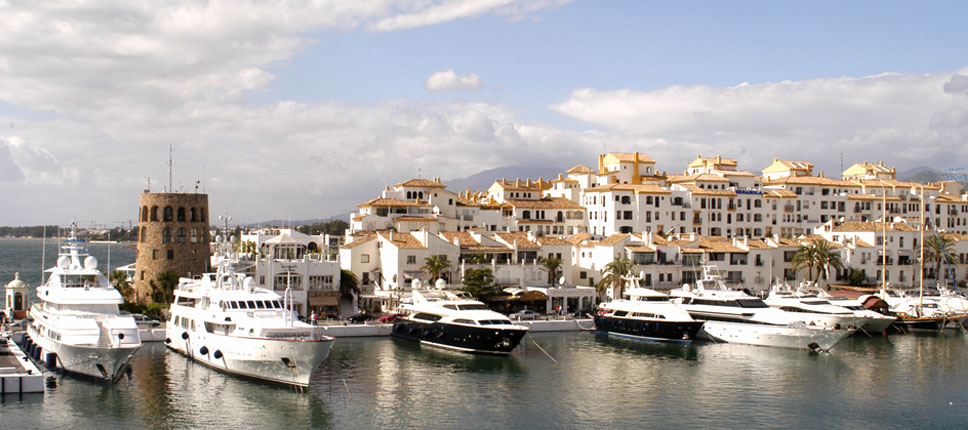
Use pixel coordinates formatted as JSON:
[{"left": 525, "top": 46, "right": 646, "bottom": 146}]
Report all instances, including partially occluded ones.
[
  {"left": 765, "top": 283, "right": 874, "bottom": 331},
  {"left": 594, "top": 279, "right": 705, "bottom": 344},
  {"left": 165, "top": 237, "right": 334, "bottom": 388},
  {"left": 671, "top": 265, "right": 855, "bottom": 351},
  {"left": 25, "top": 225, "right": 142, "bottom": 381},
  {"left": 391, "top": 286, "right": 529, "bottom": 354}
]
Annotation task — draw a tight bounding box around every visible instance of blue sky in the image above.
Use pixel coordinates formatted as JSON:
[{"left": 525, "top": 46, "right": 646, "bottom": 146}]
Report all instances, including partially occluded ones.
[{"left": 1, "top": 1, "right": 967, "bottom": 226}]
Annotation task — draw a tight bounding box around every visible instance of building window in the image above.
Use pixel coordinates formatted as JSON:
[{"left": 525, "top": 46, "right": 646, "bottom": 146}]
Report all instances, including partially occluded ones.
[
  {"left": 190, "top": 228, "right": 199, "bottom": 243},
  {"left": 140, "top": 226, "right": 147, "bottom": 242},
  {"left": 361, "top": 254, "right": 370, "bottom": 263},
  {"left": 151, "top": 206, "right": 159, "bottom": 221},
  {"left": 167, "top": 250, "right": 174, "bottom": 260},
  {"left": 152, "top": 249, "right": 158, "bottom": 259},
  {"left": 163, "top": 227, "right": 172, "bottom": 243},
  {"left": 164, "top": 206, "right": 173, "bottom": 222},
  {"left": 177, "top": 228, "right": 186, "bottom": 243},
  {"left": 407, "top": 255, "right": 416, "bottom": 264},
  {"left": 177, "top": 207, "right": 186, "bottom": 222},
  {"left": 141, "top": 206, "right": 148, "bottom": 222}
]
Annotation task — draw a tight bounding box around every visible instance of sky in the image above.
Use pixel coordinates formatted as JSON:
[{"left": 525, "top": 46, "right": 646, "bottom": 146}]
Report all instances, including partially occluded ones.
[{"left": 2, "top": 0, "right": 968, "bottom": 227}]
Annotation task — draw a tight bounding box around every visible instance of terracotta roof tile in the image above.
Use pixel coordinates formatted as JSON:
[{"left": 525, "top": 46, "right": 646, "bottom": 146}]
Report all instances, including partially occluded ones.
[{"left": 395, "top": 178, "right": 447, "bottom": 188}]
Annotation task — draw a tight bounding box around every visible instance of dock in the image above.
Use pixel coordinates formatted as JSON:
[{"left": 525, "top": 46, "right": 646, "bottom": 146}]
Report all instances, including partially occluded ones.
[
  {"left": 1, "top": 333, "right": 44, "bottom": 394},
  {"left": 310, "top": 318, "right": 594, "bottom": 338}
]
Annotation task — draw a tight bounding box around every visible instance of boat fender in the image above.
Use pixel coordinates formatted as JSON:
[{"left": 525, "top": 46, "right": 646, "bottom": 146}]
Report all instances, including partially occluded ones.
[
  {"left": 164, "top": 338, "right": 171, "bottom": 344},
  {"left": 181, "top": 332, "right": 189, "bottom": 340},
  {"left": 199, "top": 346, "right": 209, "bottom": 355},
  {"left": 46, "top": 353, "right": 57, "bottom": 369},
  {"left": 118, "top": 333, "right": 125, "bottom": 340},
  {"left": 213, "top": 350, "right": 223, "bottom": 359}
]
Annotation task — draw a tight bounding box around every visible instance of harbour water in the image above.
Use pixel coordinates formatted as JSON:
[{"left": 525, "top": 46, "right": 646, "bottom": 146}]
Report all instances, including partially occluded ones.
[{"left": 3, "top": 240, "right": 968, "bottom": 428}]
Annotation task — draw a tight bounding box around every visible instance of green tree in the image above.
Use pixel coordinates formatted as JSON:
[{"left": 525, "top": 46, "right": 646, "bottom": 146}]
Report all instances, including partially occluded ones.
[
  {"left": 596, "top": 257, "right": 633, "bottom": 300},
  {"left": 792, "top": 240, "right": 843, "bottom": 286},
  {"left": 847, "top": 268, "right": 867, "bottom": 286},
  {"left": 461, "top": 268, "right": 501, "bottom": 301},
  {"left": 542, "top": 255, "right": 563, "bottom": 285},
  {"left": 925, "top": 234, "right": 958, "bottom": 285},
  {"left": 421, "top": 255, "right": 451, "bottom": 283},
  {"left": 339, "top": 269, "right": 359, "bottom": 296},
  {"left": 109, "top": 270, "right": 135, "bottom": 303},
  {"left": 149, "top": 271, "right": 181, "bottom": 305}
]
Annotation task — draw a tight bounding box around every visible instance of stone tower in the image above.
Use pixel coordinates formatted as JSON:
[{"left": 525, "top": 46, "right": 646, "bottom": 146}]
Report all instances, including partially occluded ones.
[{"left": 134, "top": 192, "right": 211, "bottom": 303}]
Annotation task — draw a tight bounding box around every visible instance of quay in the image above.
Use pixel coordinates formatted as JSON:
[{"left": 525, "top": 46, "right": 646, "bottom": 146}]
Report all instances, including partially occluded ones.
[{"left": 1, "top": 332, "right": 44, "bottom": 394}]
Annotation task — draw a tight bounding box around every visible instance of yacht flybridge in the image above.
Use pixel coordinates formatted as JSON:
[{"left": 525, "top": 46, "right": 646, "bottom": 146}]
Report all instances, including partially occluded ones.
[
  {"left": 25, "top": 223, "right": 142, "bottom": 382},
  {"left": 391, "top": 282, "right": 529, "bottom": 354},
  {"left": 165, "top": 235, "right": 334, "bottom": 388}
]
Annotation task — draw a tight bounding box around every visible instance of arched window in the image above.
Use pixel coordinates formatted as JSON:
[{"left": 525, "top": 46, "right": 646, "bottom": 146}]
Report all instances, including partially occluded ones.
[
  {"left": 140, "top": 226, "right": 147, "bottom": 242},
  {"left": 556, "top": 212, "right": 564, "bottom": 222},
  {"left": 522, "top": 210, "right": 531, "bottom": 219},
  {"left": 177, "top": 228, "right": 186, "bottom": 243},
  {"left": 164, "top": 206, "right": 173, "bottom": 222},
  {"left": 191, "top": 207, "right": 197, "bottom": 222},
  {"left": 407, "top": 191, "right": 412, "bottom": 199},
  {"left": 177, "top": 207, "right": 186, "bottom": 222},
  {"left": 163, "top": 227, "right": 172, "bottom": 243},
  {"left": 151, "top": 206, "right": 159, "bottom": 221},
  {"left": 141, "top": 206, "right": 148, "bottom": 222},
  {"left": 418, "top": 192, "right": 424, "bottom": 200},
  {"left": 201, "top": 208, "right": 207, "bottom": 223}
]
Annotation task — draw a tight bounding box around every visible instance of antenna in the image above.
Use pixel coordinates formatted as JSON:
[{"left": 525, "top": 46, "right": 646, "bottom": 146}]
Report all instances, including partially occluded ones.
[{"left": 168, "top": 144, "right": 174, "bottom": 193}]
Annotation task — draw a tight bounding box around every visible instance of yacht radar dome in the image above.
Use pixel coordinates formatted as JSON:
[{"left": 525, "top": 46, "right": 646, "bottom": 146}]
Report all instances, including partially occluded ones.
[
  {"left": 412, "top": 279, "right": 423, "bottom": 290},
  {"left": 84, "top": 256, "right": 98, "bottom": 270},
  {"left": 57, "top": 256, "right": 71, "bottom": 270},
  {"left": 435, "top": 279, "right": 446, "bottom": 290}
]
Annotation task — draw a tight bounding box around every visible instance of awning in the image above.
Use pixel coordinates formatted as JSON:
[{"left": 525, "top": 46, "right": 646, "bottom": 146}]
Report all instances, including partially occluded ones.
[{"left": 308, "top": 296, "right": 339, "bottom": 306}]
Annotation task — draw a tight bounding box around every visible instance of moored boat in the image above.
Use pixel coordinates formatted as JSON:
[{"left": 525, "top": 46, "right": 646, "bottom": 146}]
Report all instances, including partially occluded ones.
[
  {"left": 165, "top": 236, "right": 334, "bottom": 388},
  {"left": 594, "top": 281, "right": 704, "bottom": 344},
  {"left": 391, "top": 287, "right": 528, "bottom": 354}
]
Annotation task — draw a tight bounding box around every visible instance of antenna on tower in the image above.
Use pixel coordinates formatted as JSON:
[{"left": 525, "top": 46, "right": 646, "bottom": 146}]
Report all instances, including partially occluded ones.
[{"left": 168, "top": 144, "right": 174, "bottom": 193}]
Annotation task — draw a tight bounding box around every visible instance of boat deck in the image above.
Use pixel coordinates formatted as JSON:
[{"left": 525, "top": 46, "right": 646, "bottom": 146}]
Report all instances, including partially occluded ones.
[{"left": 1, "top": 333, "right": 45, "bottom": 394}]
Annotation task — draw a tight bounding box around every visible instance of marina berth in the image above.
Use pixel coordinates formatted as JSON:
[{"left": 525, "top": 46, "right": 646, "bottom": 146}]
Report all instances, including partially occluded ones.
[
  {"left": 391, "top": 283, "right": 529, "bottom": 354},
  {"left": 764, "top": 282, "right": 876, "bottom": 330},
  {"left": 594, "top": 281, "right": 704, "bottom": 344},
  {"left": 165, "top": 236, "right": 334, "bottom": 388},
  {"left": 25, "top": 224, "right": 142, "bottom": 382}
]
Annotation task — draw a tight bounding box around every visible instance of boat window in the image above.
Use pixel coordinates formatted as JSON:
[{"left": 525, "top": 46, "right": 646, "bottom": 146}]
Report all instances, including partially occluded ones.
[
  {"left": 443, "top": 304, "right": 458, "bottom": 310},
  {"left": 412, "top": 313, "right": 442, "bottom": 322},
  {"left": 256, "top": 301, "right": 266, "bottom": 309},
  {"left": 247, "top": 301, "right": 256, "bottom": 309},
  {"left": 229, "top": 301, "right": 238, "bottom": 309},
  {"left": 456, "top": 304, "right": 488, "bottom": 310},
  {"left": 613, "top": 310, "right": 629, "bottom": 317},
  {"left": 736, "top": 299, "right": 769, "bottom": 308},
  {"left": 453, "top": 319, "right": 476, "bottom": 325},
  {"left": 802, "top": 300, "right": 830, "bottom": 305},
  {"left": 780, "top": 306, "right": 807, "bottom": 313},
  {"left": 480, "top": 319, "right": 510, "bottom": 325}
]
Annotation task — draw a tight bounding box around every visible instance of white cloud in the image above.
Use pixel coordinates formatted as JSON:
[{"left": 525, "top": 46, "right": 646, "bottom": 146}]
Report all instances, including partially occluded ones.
[
  {"left": 368, "top": 0, "right": 570, "bottom": 31},
  {"left": 551, "top": 70, "right": 968, "bottom": 175},
  {"left": 425, "top": 69, "right": 484, "bottom": 92}
]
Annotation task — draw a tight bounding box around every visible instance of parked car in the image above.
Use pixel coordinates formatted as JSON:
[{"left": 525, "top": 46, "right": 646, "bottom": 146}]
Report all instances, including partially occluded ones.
[
  {"left": 132, "top": 314, "right": 161, "bottom": 327},
  {"left": 378, "top": 313, "right": 407, "bottom": 323},
  {"left": 510, "top": 310, "right": 540, "bottom": 320},
  {"left": 348, "top": 313, "right": 375, "bottom": 323}
]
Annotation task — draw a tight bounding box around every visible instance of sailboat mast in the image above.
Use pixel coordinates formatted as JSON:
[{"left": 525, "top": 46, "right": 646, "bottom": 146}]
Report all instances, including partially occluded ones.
[
  {"left": 880, "top": 187, "right": 887, "bottom": 297},
  {"left": 919, "top": 185, "right": 925, "bottom": 309}
]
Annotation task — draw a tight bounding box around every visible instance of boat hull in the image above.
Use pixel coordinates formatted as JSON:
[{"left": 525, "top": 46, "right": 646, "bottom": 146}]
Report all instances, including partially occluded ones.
[
  {"left": 700, "top": 321, "right": 854, "bottom": 351},
  {"left": 391, "top": 320, "right": 528, "bottom": 354},
  {"left": 895, "top": 314, "right": 966, "bottom": 332},
  {"left": 26, "top": 326, "right": 140, "bottom": 382},
  {"left": 165, "top": 326, "right": 334, "bottom": 388},
  {"left": 593, "top": 316, "right": 704, "bottom": 344}
]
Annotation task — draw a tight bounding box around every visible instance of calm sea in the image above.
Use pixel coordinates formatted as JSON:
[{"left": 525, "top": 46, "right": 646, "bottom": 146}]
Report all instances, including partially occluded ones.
[{"left": 3, "top": 239, "right": 968, "bottom": 429}]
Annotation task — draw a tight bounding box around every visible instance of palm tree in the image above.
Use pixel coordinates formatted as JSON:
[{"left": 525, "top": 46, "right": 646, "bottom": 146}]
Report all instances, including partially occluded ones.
[
  {"left": 109, "top": 270, "right": 135, "bottom": 303},
  {"left": 925, "top": 234, "right": 958, "bottom": 286},
  {"left": 421, "top": 255, "right": 451, "bottom": 283},
  {"left": 595, "top": 257, "right": 633, "bottom": 300},
  {"left": 339, "top": 269, "right": 359, "bottom": 296},
  {"left": 542, "top": 255, "right": 563, "bottom": 285},
  {"left": 812, "top": 240, "right": 843, "bottom": 285},
  {"left": 792, "top": 241, "right": 842, "bottom": 286}
]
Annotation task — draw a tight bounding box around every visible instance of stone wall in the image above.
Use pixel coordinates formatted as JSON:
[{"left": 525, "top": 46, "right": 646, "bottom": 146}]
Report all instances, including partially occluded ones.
[{"left": 134, "top": 192, "right": 211, "bottom": 303}]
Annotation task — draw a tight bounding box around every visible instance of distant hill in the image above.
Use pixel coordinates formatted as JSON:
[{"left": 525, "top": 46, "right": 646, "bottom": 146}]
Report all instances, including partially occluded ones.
[
  {"left": 898, "top": 166, "right": 943, "bottom": 183},
  {"left": 444, "top": 166, "right": 566, "bottom": 194},
  {"left": 245, "top": 211, "right": 354, "bottom": 228}
]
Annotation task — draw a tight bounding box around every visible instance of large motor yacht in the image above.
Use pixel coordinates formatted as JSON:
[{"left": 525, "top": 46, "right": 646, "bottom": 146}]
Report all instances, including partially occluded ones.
[
  {"left": 594, "top": 278, "right": 704, "bottom": 344},
  {"left": 165, "top": 236, "right": 334, "bottom": 388},
  {"left": 25, "top": 224, "right": 142, "bottom": 381},
  {"left": 391, "top": 283, "right": 529, "bottom": 354},
  {"left": 670, "top": 265, "right": 855, "bottom": 351}
]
